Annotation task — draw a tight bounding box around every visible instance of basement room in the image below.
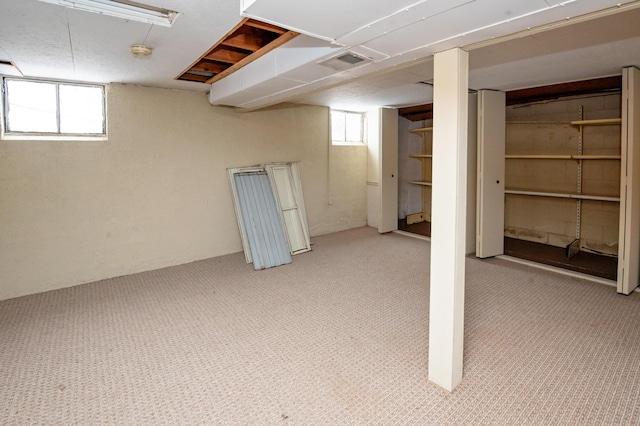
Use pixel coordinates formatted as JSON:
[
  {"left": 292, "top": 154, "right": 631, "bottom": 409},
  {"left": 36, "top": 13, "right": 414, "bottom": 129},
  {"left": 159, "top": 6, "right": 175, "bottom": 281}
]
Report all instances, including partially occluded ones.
[{"left": 1, "top": 0, "right": 640, "bottom": 424}]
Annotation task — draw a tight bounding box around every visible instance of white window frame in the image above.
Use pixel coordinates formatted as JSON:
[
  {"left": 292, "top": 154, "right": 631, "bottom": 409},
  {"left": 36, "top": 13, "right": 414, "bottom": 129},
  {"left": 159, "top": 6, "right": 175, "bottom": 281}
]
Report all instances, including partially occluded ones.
[
  {"left": 331, "top": 109, "right": 365, "bottom": 146},
  {"left": 1, "top": 77, "right": 107, "bottom": 141}
]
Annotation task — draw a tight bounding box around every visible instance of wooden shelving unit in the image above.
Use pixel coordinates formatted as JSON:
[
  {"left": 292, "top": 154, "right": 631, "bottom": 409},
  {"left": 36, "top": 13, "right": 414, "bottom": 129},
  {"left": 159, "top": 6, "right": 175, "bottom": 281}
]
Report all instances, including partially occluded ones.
[
  {"left": 407, "top": 126, "right": 433, "bottom": 224},
  {"left": 409, "top": 127, "right": 433, "bottom": 134},
  {"left": 504, "top": 188, "right": 620, "bottom": 202},
  {"left": 505, "top": 111, "right": 622, "bottom": 260},
  {"left": 505, "top": 154, "right": 621, "bottom": 160},
  {"left": 505, "top": 116, "right": 622, "bottom": 203},
  {"left": 570, "top": 118, "right": 622, "bottom": 126}
]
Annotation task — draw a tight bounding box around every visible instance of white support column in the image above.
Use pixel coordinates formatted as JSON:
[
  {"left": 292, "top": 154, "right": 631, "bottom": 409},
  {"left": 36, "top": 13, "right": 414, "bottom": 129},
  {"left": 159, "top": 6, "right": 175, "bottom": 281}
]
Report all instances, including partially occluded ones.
[{"left": 428, "top": 47, "right": 469, "bottom": 392}]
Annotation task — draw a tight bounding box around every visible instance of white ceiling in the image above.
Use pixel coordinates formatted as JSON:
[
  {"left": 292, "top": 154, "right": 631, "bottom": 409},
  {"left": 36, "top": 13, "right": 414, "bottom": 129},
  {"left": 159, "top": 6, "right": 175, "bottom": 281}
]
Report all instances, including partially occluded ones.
[{"left": 1, "top": 0, "right": 640, "bottom": 112}]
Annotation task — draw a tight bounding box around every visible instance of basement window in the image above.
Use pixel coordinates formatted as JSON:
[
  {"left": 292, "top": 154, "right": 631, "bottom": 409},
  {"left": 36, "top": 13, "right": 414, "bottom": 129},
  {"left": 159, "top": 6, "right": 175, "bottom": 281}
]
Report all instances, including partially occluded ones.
[
  {"left": 331, "top": 109, "right": 364, "bottom": 145},
  {"left": 1, "top": 78, "right": 106, "bottom": 140}
]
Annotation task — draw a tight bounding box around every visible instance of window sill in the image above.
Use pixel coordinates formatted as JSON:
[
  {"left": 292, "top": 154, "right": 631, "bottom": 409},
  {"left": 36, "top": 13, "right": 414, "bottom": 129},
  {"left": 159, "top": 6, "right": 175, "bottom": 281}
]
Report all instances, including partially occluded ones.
[
  {"left": 332, "top": 141, "right": 365, "bottom": 146},
  {"left": 1, "top": 134, "right": 108, "bottom": 142}
]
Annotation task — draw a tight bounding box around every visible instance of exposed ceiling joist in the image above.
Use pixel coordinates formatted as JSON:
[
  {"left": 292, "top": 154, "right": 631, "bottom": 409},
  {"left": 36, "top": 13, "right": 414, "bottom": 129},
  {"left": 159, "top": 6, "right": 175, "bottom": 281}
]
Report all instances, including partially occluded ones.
[
  {"left": 176, "top": 18, "right": 298, "bottom": 85},
  {"left": 505, "top": 75, "right": 622, "bottom": 106},
  {"left": 399, "top": 76, "right": 624, "bottom": 121}
]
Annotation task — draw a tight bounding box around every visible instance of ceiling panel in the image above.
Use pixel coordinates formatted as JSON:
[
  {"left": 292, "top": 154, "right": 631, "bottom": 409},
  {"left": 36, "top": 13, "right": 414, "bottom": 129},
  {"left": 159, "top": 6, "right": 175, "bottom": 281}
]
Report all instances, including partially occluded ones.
[
  {"left": 362, "top": 0, "right": 552, "bottom": 55},
  {"left": 0, "top": 2, "right": 75, "bottom": 80},
  {"left": 0, "top": 0, "right": 245, "bottom": 92},
  {"left": 460, "top": 0, "right": 640, "bottom": 50},
  {"left": 241, "top": 0, "right": 420, "bottom": 40},
  {"left": 293, "top": 5, "right": 640, "bottom": 110},
  {"left": 66, "top": 10, "right": 150, "bottom": 83},
  {"left": 336, "top": 0, "right": 473, "bottom": 48}
]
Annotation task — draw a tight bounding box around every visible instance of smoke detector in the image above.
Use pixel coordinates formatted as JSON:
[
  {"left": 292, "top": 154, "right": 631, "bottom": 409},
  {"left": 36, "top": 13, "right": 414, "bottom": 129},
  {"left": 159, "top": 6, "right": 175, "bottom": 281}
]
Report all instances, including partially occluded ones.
[{"left": 318, "top": 51, "right": 371, "bottom": 71}]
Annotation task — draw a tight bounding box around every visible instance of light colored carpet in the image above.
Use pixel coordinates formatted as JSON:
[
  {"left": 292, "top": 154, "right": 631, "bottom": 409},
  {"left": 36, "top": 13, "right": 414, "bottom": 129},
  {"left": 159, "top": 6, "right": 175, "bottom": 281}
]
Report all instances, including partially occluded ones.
[{"left": 1, "top": 227, "right": 640, "bottom": 425}]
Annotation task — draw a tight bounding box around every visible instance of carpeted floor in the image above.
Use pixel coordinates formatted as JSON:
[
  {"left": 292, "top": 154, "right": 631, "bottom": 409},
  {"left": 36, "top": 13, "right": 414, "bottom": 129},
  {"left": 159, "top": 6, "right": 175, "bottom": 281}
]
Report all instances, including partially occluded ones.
[{"left": 1, "top": 227, "right": 639, "bottom": 425}]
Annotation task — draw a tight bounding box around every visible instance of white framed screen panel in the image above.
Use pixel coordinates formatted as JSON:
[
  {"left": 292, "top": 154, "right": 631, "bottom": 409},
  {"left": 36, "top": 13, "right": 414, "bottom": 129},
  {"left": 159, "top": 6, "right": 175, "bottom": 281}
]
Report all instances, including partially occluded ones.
[{"left": 265, "top": 162, "right": 311, "bottom": 255}]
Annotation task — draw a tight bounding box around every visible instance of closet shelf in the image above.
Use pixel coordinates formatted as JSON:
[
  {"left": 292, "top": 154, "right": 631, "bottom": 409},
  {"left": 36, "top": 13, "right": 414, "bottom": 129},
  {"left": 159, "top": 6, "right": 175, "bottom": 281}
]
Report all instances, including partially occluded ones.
[
  {"left": 570, "top": 118, "right": 622, "bottom": 126},
  {"left": 506, "top": 121, "right": 572, "bottom": 125},
  {"left": 506, "top": 118, "right": 622, "bottom": 126},
  {"left": 409, "top": 127, "right": 433, "bottom": 134},
  {"left": 505, "top": 188, "right": 620, "bottom": 202},
  {"left": 409, "top": 180, "right": 432, "bottom": 186},
  {"left": 506, "top": 154, "right": 621, "bottom": 160},
  {"left": 409, "top": 154, "right": 432, "bottom": 159}
]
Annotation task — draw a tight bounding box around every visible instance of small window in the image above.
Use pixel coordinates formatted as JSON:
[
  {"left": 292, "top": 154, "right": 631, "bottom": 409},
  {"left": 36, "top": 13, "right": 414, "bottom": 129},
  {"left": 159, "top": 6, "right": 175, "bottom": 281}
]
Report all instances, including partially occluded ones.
[
  {"left": 2, "top": 78, "right": 106, "bottom": 139},
  {"left": 331, "top": 109, "right": 364, "bottom": 145}
]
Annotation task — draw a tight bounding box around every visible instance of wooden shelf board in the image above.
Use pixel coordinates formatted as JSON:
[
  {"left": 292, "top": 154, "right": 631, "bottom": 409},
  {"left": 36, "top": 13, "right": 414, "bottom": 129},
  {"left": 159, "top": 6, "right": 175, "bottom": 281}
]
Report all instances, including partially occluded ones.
[
  {"left": 506, "top": 154, "right": 571, "bottom": 159},
  {"left": 409, "top": 127, "right": 433, "bottom": 134},
  {"left": 506, "top": 154, "right": 621, "bottom": 160},
  {"left": 409, "top": 154, "right": 432, "bottom": 158},
  {"left": 574, "top": 155, "right": 621, "bottom": 160},
  {"left": 505, "top": 189, "right": 620, "bottom": 202},
  {"left": 409, "top": 181, "right": 432, "bottom": 186},
  {"left": 570, "top": 118, "right": 622, "bottom": 126},
  {"left": 506, "top": 121, "right": 571, "bottom": 125}
]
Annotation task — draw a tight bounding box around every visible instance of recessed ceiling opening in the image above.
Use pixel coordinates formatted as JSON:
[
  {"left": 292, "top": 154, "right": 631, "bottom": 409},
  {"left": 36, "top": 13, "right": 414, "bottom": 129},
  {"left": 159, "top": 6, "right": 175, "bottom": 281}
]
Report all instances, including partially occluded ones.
[{"left": 176, "top": 18, "right": 298, "bottom": 84}]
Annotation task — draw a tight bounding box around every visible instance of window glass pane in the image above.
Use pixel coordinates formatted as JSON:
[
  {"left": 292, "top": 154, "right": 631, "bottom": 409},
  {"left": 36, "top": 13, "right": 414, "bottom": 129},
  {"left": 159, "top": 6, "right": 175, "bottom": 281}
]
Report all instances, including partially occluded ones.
[
  {"left": 345, "top": 112, "right": 362, "bottom": 142},
  {"left": 6, "top": 80, "right": 57, "bottom": 132},
  {"left": 331, "top": 110, "right": 346, "bottom": 141},
  {"left": 59, "top": 84, "right": 104, "bottom": 134}
]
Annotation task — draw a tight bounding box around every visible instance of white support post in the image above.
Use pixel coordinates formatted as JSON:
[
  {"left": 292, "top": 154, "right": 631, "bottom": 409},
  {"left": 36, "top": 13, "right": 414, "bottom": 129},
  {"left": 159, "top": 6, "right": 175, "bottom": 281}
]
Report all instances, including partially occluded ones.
[
  {"left": 429, "top": 48, "right": 469, "bottom": 391},
  {"left": 428, "top": 47, "right": 469, "bottom": 392}
]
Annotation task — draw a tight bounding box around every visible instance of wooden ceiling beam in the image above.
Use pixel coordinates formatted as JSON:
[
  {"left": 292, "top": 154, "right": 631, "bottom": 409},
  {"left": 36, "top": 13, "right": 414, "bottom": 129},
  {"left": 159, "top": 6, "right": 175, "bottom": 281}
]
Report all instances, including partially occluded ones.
[
  {"left": 244, "top": 19, "right": 287, "bottom": 34},
  {"left": 204, "top": 48, "right": 248, "bottom": 65},
  {"left": 190, "top": 61, "right": 226, "bottom": 74},
  {"left": 505, "top": 75, "right": 621, "bottom": 105},
  {"left": 398, "top": 104, "right": 433, "bottom": 121},
  {"left": 398, "top": 76, "right": 623, "bottom": 121},
  {"left": 220, "top": 26, "right": 280, "bottom": 52},
  {"left": 179, "top": 73, "right": 210, "bottom": 83}
]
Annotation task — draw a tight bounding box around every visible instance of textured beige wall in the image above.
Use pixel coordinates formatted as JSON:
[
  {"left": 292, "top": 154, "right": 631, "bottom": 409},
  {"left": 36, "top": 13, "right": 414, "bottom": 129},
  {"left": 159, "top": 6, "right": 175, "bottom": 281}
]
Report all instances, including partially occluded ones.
[
  {"left": 505, "top": 93, "right": 621, "bottom": 255},
  {"left": 0, "top": 84, "right": 366, "bottom": 300}
]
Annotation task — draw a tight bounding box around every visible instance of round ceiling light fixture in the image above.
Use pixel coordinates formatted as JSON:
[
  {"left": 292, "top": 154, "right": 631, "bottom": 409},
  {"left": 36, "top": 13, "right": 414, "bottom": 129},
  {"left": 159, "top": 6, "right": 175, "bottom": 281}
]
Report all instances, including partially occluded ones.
[{"left": 130, "top": 44, "right": 153, "bottom": 58}]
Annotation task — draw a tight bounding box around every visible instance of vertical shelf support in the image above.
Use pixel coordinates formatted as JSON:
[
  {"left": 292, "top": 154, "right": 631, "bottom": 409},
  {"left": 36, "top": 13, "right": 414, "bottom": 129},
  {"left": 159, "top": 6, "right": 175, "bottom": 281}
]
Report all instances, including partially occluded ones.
[
  {"left": 576, "top": 106, "right": 583, "bottom": 241},
  {"left": 421, "top": 124, "right": 430, "bottom": 220}
]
